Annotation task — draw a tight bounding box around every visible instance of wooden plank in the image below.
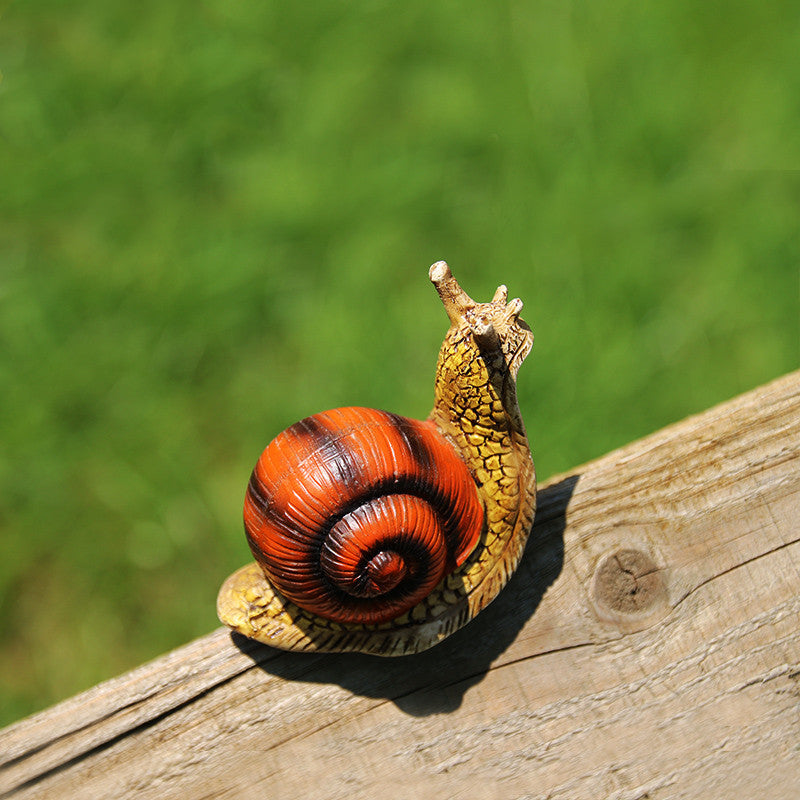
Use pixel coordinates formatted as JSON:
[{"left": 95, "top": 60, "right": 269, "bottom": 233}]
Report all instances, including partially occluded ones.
[{"left": 2, "top": 371, "right": 799, "bottom": 799}]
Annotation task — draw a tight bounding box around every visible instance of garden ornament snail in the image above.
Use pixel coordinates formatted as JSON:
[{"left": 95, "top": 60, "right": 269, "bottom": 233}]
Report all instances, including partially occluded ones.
[{"left": 217, "top": 261, "right": 536, "bottom": 655}]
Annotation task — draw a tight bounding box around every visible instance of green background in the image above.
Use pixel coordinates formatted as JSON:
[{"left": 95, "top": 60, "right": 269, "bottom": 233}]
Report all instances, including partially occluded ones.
[{"left": 1, "top": 1, "right": 798, "bottom": 727}]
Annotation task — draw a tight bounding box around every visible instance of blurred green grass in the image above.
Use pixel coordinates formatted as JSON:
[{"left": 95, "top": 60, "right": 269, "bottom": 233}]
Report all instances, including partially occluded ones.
[{"left": 0, "top": 1, "right": 797, "bottom": 726}]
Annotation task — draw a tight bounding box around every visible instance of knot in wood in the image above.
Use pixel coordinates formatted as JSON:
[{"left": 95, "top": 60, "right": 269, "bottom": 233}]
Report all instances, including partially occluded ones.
[{"left": 591, "top": 548, "right": 668, "bottom": 629}]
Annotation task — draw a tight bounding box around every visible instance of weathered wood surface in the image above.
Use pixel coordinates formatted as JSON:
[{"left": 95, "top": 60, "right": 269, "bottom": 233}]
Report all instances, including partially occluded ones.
[{"left": 2, "top": 371, "right": 799, "bottom": 800}]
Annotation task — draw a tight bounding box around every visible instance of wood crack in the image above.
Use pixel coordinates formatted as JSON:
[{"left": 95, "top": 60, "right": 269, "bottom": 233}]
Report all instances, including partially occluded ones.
[
  {"left": 0, "top": 664, "right": 254, "bottom": 797},
  {"left": 671, "top": 536, "right": 800, "bottom": 612}
]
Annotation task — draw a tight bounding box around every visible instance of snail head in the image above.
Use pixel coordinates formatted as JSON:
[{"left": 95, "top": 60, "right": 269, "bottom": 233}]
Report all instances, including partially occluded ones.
[{"left": 429, "top": 260, "right": 534, "bottom": 378}]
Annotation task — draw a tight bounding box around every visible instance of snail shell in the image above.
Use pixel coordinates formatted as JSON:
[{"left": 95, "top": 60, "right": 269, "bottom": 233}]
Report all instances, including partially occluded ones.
[
  {"left": 244, "top": 407, "right": 483, "bottom": 626},
  {"left": 218, "top": 261, "right": 536, "bottom": 655}
]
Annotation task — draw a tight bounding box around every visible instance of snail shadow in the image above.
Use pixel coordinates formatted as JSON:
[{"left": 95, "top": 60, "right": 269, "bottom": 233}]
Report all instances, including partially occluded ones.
[{"left": 232, "top": 474, "right": 578, "bottom": 717}]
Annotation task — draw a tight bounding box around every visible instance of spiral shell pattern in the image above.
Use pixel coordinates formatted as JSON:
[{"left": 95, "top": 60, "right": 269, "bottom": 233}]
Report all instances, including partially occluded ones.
[{"left": 243, "top": 407, "right": 484, "bottom": 625}]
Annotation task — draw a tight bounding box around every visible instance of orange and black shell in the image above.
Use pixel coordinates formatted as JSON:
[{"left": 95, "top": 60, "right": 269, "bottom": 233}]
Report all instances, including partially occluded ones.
[{"left": 243, "top": 406, "right": 484, "bottom": 625}]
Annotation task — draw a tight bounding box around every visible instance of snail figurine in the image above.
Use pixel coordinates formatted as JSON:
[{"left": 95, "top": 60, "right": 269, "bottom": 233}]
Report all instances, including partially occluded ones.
[{"left": 217, "top": 261, "right": 536, "bottom": 655}]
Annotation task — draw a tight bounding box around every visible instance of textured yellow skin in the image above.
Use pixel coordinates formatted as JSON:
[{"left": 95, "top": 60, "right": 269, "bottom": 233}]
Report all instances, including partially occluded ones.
[{"left": 217, "top": 263, "right": 536, "bottom": 655}]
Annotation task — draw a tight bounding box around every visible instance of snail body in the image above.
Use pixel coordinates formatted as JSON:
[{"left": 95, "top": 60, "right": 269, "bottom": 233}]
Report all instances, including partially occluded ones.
[{"left": 217, "top": 262, "right": 536, "bottom": 655}]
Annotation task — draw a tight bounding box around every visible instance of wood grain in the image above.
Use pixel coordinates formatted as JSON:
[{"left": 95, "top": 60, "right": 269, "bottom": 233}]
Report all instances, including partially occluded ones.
[{"left": 2, "top": 371, "right": 799, "bottom": 799}]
